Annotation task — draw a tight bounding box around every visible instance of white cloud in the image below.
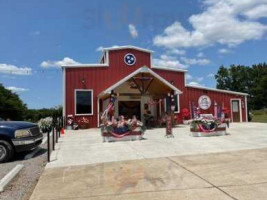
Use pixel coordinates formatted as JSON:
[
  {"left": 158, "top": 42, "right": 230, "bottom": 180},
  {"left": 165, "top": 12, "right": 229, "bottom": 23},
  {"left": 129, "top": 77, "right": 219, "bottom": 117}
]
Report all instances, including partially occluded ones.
[
  {"left": 41, "top": 57, "right": 81, "bottom": 68},
  {"left": 207, "top": 73, "right": 214, "bottom": 78},
  {"left": 96, "top": 46, "right": 104, "bottom": 52},
  {"left": 153, "top": 1, "right": 267, "bottom": 49},
  {"left": 196, "top": 77, "right": 204, "bottom": 82},
  {"left": 181, "top": 57, "right": 210, "bottom": 66},
  {"left": 31, "top": 31, "right": 40, "bottom": 36},
  {"left": 186, "top": 74, "right": 204, "bottom": 84},
  {"left": 188, "top": 81, "right": 204, "bottom": 86},
  {"left": 243, "top": 4, "right": 267, "bottom": 19},
  {"left": 0, "top": 63, "right": 32, "bottom": 75},
  {"left": 153, "top": 54, "right": 187, "bottom": 69},
  {"left": 197, "top": 52, "right": 204, "bottom": 58},
  {"left": 153, "top": 59, "right": 186, "bottom": 69},
  {"left": 166, "top": 49, "right": 186, "bottom": 55},
  {"left": 6, "top": 86, "right": 29, "bottom": 93},
  {"left": 218, "top": 48, "right": 232, "bottom": 54},
  {"left": 186, "top": 74, "right": 193, "bottom": 80},
  {"left": 128, "top": 24, "right": 138, "bottom": 38}
]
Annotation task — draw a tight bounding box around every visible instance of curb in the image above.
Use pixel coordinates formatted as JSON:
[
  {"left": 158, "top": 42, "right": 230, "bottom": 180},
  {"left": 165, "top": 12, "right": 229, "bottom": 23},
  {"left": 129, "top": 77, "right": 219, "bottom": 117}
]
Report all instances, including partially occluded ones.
[{"left": 0, "top": 164, "right": 24, "bottom": 193}]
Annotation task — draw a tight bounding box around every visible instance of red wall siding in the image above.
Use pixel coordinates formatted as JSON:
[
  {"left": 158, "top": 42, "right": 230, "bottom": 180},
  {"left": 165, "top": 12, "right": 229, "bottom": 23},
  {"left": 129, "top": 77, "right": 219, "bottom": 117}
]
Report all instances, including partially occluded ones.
[
  {"left": 181, "top": 87, "right": 247, "bottom": 123},
  {"left": 65, "top": 49, "right": 151, "bottom": 127},
  {"left": 65, "top": 48, "right": 247, "bottom": 128}
]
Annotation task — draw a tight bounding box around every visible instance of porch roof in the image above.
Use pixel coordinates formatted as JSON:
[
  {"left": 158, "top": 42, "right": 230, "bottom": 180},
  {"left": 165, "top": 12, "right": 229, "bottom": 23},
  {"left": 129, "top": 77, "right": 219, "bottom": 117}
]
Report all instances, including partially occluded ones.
[{"left": 98, "top": 66, "right": 182, "bottom": 98}]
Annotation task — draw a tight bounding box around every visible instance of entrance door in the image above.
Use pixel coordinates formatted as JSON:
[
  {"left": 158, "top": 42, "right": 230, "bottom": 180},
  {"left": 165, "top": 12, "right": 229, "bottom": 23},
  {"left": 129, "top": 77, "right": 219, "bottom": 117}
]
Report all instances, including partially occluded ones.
[
  {"left": 118, "top": 101, "right": 141, "bottom": 120},
  {"left": 232, "top": 100, "right": 240, "bottom": 122}
]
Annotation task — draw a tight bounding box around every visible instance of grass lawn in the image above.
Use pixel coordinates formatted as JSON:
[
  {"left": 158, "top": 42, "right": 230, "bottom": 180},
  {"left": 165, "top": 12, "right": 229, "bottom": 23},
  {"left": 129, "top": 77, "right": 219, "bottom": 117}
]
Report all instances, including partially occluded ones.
[{"left": 251, "top": 110, "right": 267, "bottom": 123}]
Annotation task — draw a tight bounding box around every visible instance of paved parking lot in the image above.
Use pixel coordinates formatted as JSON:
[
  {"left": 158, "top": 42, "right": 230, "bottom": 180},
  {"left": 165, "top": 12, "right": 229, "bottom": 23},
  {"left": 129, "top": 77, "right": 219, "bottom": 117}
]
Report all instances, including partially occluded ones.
[{"left": 47, "top": 123, "right": 267, "bottom": 168}]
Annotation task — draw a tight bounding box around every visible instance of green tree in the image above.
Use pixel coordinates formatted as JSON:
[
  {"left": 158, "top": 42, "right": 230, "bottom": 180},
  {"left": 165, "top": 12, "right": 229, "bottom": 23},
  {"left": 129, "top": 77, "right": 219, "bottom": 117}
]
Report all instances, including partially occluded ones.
[
  {"left": 215, "top": 63, "right": 267, "bottom": 110},
  {"left": 0, "top": 83, "right": 27, "bottom": 120},
  {"left": 215, "top": 65, "right": 231, "bottom": 90}
]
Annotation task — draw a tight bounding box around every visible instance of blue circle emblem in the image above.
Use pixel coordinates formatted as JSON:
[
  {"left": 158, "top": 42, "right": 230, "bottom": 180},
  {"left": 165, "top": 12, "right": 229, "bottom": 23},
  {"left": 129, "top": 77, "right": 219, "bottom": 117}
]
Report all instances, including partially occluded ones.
[{"left": 124, "top": 53, "right": 136, "bottom": 65}]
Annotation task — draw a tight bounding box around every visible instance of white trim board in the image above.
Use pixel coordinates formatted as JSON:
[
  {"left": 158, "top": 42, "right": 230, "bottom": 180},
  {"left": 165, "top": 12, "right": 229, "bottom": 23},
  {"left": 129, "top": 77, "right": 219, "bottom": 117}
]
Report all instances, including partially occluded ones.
[
  {"left": 62, "top": 68, "right": 66, "bottom": 118},
  {"left": 102, "top": 45, "right": 153, "bottom": 53},
  {"left": 62, "top": 64, "right": 108, "bottom": 68},
  {"left": 97, "top": 97, "right": 100, "bottom": 127},
  {"left": 187, "top": 85, "right": 248, "bottom": 96},
  {"left": 174, "top": 94, "right": 180, "bottom": 113},
  {"left": 74, "top": 89, "right": 94, "bottom": 116}
]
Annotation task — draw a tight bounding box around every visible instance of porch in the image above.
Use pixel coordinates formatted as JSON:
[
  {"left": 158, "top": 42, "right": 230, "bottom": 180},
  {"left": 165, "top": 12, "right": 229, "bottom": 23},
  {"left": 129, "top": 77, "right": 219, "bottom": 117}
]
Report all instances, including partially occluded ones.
[{"left": 97, "top": 66, "right": 182, "bottom": 126}]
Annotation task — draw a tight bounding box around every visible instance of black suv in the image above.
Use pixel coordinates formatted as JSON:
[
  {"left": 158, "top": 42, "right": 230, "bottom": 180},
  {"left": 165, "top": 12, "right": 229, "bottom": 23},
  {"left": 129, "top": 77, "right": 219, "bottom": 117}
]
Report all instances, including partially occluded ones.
[{"left": 0, "top": 121, "right": 43, "bottom": 163}]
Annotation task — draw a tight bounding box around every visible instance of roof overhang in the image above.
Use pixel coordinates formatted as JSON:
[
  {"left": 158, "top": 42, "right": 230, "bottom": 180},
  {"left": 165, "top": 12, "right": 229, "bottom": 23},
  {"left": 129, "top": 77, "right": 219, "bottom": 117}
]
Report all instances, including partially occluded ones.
[
  {"left": 102, "top": 45, "right": 154, "bottom": 53},
  {"left": 61, "top": 64, "right": 108, "bottom": 68},
  {"left": 186, "top": 85, "right": 248, "bottom": 96},
  {"left": 98, "top": 66, "right": 182, "bottom": 98},
  {"left": 151, "top": 66, "right": 187, "bottom": 73}
]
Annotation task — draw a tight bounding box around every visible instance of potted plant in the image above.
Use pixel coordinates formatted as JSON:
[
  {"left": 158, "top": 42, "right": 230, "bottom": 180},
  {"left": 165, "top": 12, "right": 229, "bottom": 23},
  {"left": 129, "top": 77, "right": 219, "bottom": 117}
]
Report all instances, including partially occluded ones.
[
  {"left": 78, "top": 117, "right": 89, "bottom": 129},
  {"left": 181, "top": 108, "right": 190, "bottom": 124},
  {"left": 190, "top": 116, "right": 226, "bottom": 137},
  {"left": 38, "top": 117, "right": 53, "bottom": 133}
]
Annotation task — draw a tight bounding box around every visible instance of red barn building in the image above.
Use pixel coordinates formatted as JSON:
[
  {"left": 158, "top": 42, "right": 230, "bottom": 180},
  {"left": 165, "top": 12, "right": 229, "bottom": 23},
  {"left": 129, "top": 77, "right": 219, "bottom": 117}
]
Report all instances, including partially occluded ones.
[{"left": 62, "top": 46, "right": 248, "bottom": 128}]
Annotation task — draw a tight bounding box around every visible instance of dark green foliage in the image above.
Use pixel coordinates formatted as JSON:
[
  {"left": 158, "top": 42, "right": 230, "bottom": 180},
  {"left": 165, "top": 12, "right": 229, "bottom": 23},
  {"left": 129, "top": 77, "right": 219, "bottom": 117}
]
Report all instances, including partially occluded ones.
[
  {"left": 0, "top": 83, "right": 27, "bottom": 120},
  {"left": 0, "top": 83, "right": 62, "bottom": 122},
  {"left": 25, "top": 107, "right": 62, "bottom": 123},
  {"left": 215, "top": 63, "right": 267, "bottom": 110}
]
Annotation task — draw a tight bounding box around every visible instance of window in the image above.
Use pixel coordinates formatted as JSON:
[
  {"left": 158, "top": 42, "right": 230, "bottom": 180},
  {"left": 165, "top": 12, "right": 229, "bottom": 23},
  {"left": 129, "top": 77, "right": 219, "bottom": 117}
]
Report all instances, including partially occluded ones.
[
  {"left": 75, "top": 89, "right": 93, "bottom": 115},
  {"left": 164, "top": 94, "right": 180, "bottom": 113},
  {"left": 174, "top": 94, "right": 180, "bottom": 113}
]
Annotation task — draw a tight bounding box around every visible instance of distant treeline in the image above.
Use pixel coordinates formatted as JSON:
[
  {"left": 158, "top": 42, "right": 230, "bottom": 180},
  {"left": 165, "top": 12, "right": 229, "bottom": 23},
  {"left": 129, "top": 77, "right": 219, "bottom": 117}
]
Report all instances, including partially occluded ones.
[
  {"left": 25, "top": 107, "right": 62, "bottom": 122},
  {"left": 215, "top": 63, "right": 267, "bottom": 110},
  {"left": 0, "top": 83, "right": 62, "bottom": 122}
]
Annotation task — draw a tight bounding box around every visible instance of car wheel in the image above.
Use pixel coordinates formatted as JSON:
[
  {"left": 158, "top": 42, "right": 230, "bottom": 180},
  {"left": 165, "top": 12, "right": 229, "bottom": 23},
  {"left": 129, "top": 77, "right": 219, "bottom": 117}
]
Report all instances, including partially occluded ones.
[{"left": 0, "top": 140, "right": 14, "bottom": 163}]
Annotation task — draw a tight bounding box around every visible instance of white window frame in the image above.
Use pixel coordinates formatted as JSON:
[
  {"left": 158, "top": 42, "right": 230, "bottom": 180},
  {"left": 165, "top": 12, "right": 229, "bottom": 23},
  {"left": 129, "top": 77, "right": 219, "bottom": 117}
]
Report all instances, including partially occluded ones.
[
  {"left": 75, "top": 89, "right": 93, "bottom": 116},
  {"left": 174, "top": 94, "right": 180, "bottom": 113},
  {"left": 164, "top": 94, "right": 180, "bottom": 113}
]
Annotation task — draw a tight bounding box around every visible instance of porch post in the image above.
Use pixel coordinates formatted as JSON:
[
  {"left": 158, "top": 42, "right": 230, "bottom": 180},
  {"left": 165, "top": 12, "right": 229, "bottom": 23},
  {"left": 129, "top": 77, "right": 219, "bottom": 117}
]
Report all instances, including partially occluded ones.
[{"left": 166, "top": 90, "right": 175, "bottom": 138}]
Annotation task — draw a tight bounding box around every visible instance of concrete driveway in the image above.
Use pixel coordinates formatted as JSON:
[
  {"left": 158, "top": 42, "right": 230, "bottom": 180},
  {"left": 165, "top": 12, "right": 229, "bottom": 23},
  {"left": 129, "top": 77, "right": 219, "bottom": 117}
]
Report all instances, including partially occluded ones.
[
  {"left": 30, "top": 148, "right": 267, "bottom": 200},
  {"left": 30, "top": 123, "right": 267, "bottom": 200},
  {"left": 47, "top": 122, "right": 267, "bottom": 168}
]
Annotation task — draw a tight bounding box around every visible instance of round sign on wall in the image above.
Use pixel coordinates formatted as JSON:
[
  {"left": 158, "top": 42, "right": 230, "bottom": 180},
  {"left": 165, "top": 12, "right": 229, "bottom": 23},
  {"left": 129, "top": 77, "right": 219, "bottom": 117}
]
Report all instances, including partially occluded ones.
[
  {"left": 124, "top": 53, "right": 136, "bottom": 65},
  {"left": 198, "top": 95, "right": 211, "bottom": 110}
]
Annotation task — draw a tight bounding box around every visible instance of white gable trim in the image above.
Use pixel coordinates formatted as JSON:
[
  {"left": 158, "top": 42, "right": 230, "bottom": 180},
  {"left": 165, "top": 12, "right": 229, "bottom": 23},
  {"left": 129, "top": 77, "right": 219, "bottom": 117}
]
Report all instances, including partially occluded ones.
[
  {"left": 98, "top": 66, "right": 182, "bottom": 97},
  {"left": 103, "top": 45, "right": 153, "bottom": 53}
]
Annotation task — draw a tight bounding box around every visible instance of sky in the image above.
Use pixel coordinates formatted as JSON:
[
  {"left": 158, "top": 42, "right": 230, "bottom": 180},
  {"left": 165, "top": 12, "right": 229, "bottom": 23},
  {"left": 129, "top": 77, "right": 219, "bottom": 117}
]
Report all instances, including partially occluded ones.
[{"left": 0, "top": 0, "right": 267, "bottom": 109}]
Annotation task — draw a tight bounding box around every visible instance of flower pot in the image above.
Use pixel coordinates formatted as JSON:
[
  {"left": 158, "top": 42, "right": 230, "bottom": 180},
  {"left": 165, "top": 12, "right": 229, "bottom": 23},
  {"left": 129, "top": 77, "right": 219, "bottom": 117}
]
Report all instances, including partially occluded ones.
[
  {"left": 79, "top": 123, "right": 89, "bottom": 129},
  {"left": 183, "top": 120, "right": 189, "bottom": 125}
]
